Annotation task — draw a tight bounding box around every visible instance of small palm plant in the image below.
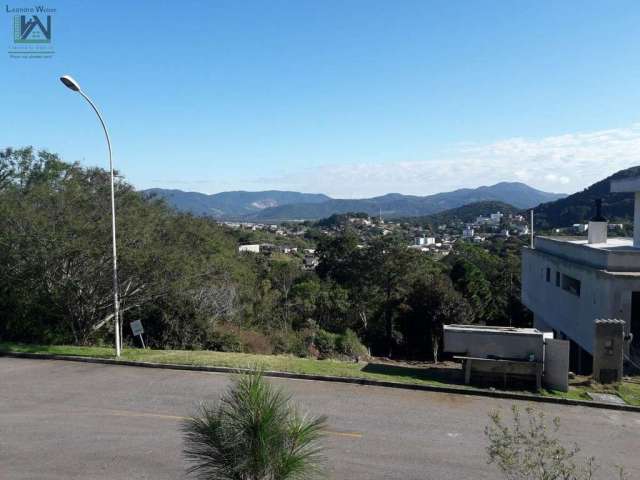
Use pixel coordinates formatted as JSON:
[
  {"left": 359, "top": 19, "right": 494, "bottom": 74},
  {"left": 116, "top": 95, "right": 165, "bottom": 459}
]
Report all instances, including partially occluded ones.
[{"left": 182, "top": 369, "right": 327, "bottom": 480}]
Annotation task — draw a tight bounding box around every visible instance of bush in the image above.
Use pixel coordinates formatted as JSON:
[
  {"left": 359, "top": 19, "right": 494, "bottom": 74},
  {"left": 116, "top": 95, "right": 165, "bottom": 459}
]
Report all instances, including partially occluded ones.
[
  {"left": 314, "top": 329, "right": 338, "bottom": 358},
  {"left": 204, "top": 326, "right": 244, "bottom": 352},
  {"left": 271, "top": 330, "right": 311, "bottom": 357},
  {"left": 237, "top": 329, "right": 273, "bottom": 355},
  {"left": 485, "top": 406, "right": 628, "bottom": 480},
  {"left": 336, "top": 329, "right": 368, "bottom": 359}
]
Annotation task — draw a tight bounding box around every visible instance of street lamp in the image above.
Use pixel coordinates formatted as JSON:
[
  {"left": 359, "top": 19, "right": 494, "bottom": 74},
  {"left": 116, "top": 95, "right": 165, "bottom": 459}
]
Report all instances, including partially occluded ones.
[{"left": 59, "top": 74, "right": 122, "bottom": 357}]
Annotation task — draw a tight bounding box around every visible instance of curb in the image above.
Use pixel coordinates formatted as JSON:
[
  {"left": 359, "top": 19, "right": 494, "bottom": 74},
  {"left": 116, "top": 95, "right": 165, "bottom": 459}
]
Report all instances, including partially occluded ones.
[{"left": 3, "top": 351, "right": 640, "bottom": 413}]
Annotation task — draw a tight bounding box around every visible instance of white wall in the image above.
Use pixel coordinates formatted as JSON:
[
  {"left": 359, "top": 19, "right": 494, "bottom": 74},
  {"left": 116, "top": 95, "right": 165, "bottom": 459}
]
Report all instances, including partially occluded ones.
[{"left": 522, "top": 248, "right": 640, "bottom": 354}]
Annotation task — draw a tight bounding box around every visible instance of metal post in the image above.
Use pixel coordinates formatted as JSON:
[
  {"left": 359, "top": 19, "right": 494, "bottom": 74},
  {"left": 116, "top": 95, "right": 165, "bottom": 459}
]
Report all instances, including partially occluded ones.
[
  {"left": 78, "top": 90, "right": 121, "bottom": 357},
  {"left": 530, "top": 209, "right": 534, "bottom": 249}
]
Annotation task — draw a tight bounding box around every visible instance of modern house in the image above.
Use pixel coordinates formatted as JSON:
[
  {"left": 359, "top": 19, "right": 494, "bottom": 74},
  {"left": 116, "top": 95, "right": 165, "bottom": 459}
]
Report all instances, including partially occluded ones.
[{"left": 521, "top": 180, "right": 640, "bottom": 374}]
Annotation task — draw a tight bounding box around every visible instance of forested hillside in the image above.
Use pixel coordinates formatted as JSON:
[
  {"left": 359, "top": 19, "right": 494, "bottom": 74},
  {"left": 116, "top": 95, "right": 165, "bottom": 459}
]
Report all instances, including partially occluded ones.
[
  {"left": 0, "top": 147, "right": 531, "bottom": 360},
  {"left": 406, "top": 201, "right": 519, "bottom": 226},
  {"left": 533, "top": 166, "right": 640, "bottom": 229}
]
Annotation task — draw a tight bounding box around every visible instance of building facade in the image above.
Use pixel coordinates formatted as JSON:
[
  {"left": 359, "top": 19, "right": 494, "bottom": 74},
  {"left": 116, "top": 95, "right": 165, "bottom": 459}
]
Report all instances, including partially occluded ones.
[
  {"left": 522, "top": 236, "right": 640, "bottom": 372},
  {"left": 522, "top": 180, "right": 640, "bottom": 373}
]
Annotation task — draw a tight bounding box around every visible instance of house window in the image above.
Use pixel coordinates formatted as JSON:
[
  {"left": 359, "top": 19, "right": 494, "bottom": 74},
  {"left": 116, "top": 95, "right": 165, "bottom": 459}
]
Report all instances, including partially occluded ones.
[
  {"left": 555, "top": 271, "right": 560, "bottom": 287},
  {"left": 562, "top": 274, "right": 581, "bottom": 297},
  {"left": 546, "top": 268, "right": 551, "bottom": 282}
]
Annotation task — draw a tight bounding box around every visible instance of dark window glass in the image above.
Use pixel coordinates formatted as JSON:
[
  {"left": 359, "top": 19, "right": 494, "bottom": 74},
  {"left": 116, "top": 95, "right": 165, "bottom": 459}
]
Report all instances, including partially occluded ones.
[{"left": 562, "top": 274, "right": 581, "bottom": 297}]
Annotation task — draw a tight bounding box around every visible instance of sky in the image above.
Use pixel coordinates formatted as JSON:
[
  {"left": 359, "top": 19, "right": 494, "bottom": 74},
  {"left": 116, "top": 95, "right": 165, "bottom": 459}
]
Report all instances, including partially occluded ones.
[{"left": 2, "top": 0, "right": 640, "bottom": 198}]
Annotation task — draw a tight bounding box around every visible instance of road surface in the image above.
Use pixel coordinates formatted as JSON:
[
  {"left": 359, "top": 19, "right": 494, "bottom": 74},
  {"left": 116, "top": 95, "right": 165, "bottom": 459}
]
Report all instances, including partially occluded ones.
[{"left": 0, "top": 357, "right": 638, "bottom": 479}]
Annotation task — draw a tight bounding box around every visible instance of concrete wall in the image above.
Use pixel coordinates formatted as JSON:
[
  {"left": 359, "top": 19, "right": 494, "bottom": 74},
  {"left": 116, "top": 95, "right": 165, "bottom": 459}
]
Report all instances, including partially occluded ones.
[
  {"left": 521, "top": 247, "right": 640, "bottom": 354},
  {"left": 543, "top": 339, "right": 569, "bottom": 392},
  {"left": 593, "top": 319, "right": 625, "bottom": 383},
  {"left": 443, "top": 327, "right": 544, "bottom": 362}
]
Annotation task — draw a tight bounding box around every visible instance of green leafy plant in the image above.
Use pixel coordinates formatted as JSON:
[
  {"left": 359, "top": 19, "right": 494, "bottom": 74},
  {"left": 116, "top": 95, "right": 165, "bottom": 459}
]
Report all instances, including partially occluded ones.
[
  {"left": 313, "top": 329, "right": 338, "bottom": 359},
  {"left": 336, "top": 329, "right": 368, "bottom": 359},
  {"left": 183, "top": 369, "right": 327, "bottom": 480},
  {"left": 485, "top": 405, "right": 627, "bottom": 480}
]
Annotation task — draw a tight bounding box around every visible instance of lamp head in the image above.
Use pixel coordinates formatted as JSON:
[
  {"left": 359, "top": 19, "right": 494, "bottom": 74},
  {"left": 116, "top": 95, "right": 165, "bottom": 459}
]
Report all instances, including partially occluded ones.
[{"left": 60, "top": 75, "right": 81, "bottom": 92}]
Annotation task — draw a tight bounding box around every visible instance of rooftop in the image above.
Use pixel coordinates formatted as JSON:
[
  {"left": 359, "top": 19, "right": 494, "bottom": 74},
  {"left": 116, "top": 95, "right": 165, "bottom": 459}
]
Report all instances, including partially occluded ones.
[
  {"left": 444, "top": 325, "right": 543, "bottom": 336},
  {"left": 543, "top": 236, "right": 635, "bottom": 251},
  {"left": 533, "top": 236, "right": 640, "bottom": 273}
]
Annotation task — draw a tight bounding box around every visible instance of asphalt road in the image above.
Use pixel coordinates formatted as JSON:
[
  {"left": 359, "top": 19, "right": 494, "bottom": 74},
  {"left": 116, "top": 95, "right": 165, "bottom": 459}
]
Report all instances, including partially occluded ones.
[{"left": 1, "top": 358, "right": 639, "bottom": 480}]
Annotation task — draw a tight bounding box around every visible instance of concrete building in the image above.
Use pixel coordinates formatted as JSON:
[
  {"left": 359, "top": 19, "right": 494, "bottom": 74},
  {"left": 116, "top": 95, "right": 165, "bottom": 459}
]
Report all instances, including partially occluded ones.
[
  {"left": 238, "top": 244, "right": 261, "bottom": 253},
  {"left": 522, "top": 188, "right": 640, "bottom": 373}
]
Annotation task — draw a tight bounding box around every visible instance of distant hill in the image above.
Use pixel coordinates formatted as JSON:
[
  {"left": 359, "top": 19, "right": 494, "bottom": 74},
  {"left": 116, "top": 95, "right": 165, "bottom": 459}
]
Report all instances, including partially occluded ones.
[
  {"left": 248, "top": 182, "right": 565, "bottom": 221},
  {"left": 409, "top": 201, "right": 520, "bottom": 226},
  {"left": 144, "top": 182, "right": 564, "bottom": 221},
  {"left": 143, "top": 189, "right": 331, "bottom": 218},
  {"left": 533, "top": 166, "right": 640, "bottom": 229}
]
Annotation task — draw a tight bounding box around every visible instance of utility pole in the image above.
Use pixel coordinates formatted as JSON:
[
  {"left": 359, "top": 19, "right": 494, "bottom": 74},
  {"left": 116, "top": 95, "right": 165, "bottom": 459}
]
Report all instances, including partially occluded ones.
[
  {"left": 60, "top": 75, "right": 122, "bottom": 356},
  {"left": 530, "top": 209, "right": 534, "bottom": 249}
]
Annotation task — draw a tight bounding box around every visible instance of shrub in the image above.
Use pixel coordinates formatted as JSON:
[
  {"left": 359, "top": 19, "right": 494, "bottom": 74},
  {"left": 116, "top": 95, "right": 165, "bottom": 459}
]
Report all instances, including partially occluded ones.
[
  {"left": 237, "top": 329, "right": 273, "bottom": 355},
  {"left": 485, "top": 405, "right": 628, "bottom": 480},
  {"left": 271, "top": 329, "right": 314, "bottom": 358},
  {"left": 336, "top": 329, "right": 368, "bottom": 359},
  {"left": 314, "top": 329, "right": 338, "bottom": 358},
  {"left": 204, "top": 326, "right": 243, "bottom": 353},
  {"left": 183, "top": 370, "right": 327, "bottom": 480}
]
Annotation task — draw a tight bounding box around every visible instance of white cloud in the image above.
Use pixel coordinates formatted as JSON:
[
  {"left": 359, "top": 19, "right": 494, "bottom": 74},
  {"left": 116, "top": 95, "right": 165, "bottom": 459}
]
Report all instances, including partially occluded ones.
[{"left": 257, "top": 123, "right": 640, "bottom": 198}]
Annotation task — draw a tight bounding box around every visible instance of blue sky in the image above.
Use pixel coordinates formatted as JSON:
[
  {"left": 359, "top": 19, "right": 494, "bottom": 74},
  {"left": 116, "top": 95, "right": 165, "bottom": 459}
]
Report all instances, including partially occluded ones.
[{"left": 2, "top": 0, "right": 640, "bottom": 197}]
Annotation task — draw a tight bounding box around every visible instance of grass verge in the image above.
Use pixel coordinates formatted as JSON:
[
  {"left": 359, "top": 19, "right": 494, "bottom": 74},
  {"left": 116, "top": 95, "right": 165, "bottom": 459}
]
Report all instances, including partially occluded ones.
[
  {"left": 2, "top": 342, "right": 638, "bottom": 406},
  {"left": 0, "top": 342, "right": 457, "bottom": 388}
]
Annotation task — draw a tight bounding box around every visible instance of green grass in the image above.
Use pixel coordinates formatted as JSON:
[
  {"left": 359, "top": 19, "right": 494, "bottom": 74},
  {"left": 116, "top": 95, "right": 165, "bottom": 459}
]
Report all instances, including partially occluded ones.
[
  {"left": 2, "top": 341, "right": 638, "bottom": 406},
  {"left": 0, "top": 342, "right": 459, "bottom": 388}
]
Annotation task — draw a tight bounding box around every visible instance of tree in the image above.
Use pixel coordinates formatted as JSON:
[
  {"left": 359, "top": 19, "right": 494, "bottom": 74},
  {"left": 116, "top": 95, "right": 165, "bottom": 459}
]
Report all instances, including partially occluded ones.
[
  {"left": 450, "top": 259, "right": 492, "bottom": 323},
  {"left": 270, "top": 259, "right": 302, "bottom": 331},
  {"left": 485, "top": 406, "right": 627, "bottom": 480},
  {"left": 398, "top": 273, "right": 472, "bottom": 361},
  {"left": 0, "top": 147, "right": 252, "bottom": 347},
  {"left": 183, "top": 370, "right": 327, "bottom": 480}
]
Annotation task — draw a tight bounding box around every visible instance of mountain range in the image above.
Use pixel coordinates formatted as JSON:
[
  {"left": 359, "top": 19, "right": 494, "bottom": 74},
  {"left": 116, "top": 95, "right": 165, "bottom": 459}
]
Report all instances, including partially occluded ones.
[
  {"left": 143, "top": 182, "right": 565, "bottom": 221},
  {"left": 143, "top": 189, "right": 330, "bottom": 218}
]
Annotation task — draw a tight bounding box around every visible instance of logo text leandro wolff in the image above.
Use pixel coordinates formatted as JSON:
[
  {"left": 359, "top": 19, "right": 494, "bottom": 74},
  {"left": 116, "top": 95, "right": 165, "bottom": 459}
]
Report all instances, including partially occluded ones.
[{"left": 6, "top": 5, "right": 56, "bottom": 13}]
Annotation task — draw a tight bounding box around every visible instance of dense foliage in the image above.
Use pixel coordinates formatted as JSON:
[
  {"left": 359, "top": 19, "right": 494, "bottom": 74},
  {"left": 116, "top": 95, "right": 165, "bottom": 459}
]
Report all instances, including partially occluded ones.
[{"left": 0, "top": 148, "right": 531, "bottom": 360}]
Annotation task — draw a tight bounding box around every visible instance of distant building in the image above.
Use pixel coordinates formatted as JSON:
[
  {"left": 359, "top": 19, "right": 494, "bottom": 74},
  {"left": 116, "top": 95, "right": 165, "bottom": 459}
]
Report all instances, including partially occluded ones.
[
  {"left": 303, "top": 254, "right": 319, "bottom": 270},
  {"left": 572, "top": 223, "right": 589, "bottom": 234},
  {"left": 238, "top": 244, "right": 261, "bottom": 253},
  {"left": 476, "top": 212, "right": 504, "bottom": 225},
  {"left": 463, "top": 227, "right": 474, "bottom": 239}
]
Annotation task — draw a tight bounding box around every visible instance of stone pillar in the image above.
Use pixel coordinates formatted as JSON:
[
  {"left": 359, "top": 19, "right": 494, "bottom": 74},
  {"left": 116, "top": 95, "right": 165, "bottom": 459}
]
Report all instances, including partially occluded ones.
[{"left": 593, "top": 319, "right": 625, "bottom": 384}]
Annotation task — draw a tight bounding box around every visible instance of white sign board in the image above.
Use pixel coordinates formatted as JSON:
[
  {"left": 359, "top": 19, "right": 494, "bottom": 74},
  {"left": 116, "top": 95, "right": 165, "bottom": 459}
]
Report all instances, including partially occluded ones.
[{"left": 130, "top": 320, "right": 144, "bottom": 337}]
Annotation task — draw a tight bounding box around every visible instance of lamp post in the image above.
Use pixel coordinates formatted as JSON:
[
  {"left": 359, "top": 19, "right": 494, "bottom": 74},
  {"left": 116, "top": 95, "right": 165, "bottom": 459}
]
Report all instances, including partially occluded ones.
[{"left": 59, "top": 74, "right": 122, "bottom": 357}]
